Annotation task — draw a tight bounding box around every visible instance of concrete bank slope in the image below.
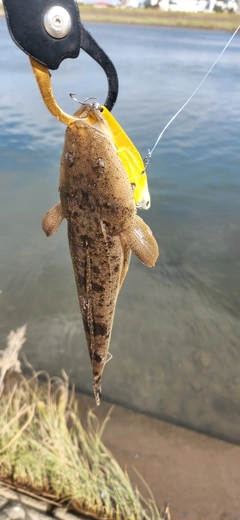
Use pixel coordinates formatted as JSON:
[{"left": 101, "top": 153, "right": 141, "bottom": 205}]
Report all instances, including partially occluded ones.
[{"left": 79, "top": 393, "right": 240, "bottom": 520}]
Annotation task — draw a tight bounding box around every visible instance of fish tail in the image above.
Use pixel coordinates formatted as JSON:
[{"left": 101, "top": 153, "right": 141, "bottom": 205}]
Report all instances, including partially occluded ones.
[{"left": 93, "top": 375, "right": 102, "bottom": 406}]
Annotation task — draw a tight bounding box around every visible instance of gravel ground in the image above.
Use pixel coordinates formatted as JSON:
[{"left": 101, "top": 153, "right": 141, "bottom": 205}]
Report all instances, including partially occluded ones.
[{"left": 0, "top": 486, "right": 81, "bottom": 520}]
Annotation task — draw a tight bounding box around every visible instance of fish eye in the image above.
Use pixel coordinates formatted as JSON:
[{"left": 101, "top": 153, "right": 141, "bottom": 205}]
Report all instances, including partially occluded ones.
[
  {"left": 92, "top": 157, "right": 105, "bottom": 173},
  {"left": 141, "top": 171, "right": 146, "bottom": 175},
  {"left": 65, "top": 151, "right": 74, "bottom": 167},
  {"left": 131, "top": 183, "right": 136, "bottom": 191}
]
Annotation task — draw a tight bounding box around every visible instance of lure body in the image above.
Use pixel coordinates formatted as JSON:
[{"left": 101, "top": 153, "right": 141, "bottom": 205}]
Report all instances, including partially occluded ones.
[
  {"left": 42, "top": 112, "right": 158, "bottom": 404},
  {"left": 101, "top": 106, "right": 150, "bottom": 210}
]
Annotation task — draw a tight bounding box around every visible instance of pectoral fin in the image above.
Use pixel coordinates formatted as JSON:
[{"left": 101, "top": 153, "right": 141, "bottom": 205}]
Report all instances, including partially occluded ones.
[
  {"left": 42, "top": 201, "right": 64, "bottom": 237},
  {"left": 123, "top": 215, "right": 159, "bottom": 267},
  {"left": 119, "top": 238, "right": 131, "bottom": 292}
]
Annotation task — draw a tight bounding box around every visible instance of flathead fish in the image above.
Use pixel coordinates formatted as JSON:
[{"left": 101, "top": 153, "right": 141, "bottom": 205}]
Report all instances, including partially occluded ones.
[{"left": 42, "top": 109, "right": 158, "bottom": 404}]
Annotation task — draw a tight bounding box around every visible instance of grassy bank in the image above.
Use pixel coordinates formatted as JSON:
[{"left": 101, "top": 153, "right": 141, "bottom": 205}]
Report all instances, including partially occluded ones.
[
  {"left": 78, "top": 5, "right": 240, "bottom": 31},
  {"left": 0, "top": 326, "right": 163, "bottom": 520},
  {"left": 1, "top": 3, "right": 240, "bottom": 31}
]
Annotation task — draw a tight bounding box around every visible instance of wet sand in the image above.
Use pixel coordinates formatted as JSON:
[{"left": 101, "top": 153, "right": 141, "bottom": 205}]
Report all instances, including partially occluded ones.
[{"left": 78, "top": 393, "right": 240, "bottom": 520}]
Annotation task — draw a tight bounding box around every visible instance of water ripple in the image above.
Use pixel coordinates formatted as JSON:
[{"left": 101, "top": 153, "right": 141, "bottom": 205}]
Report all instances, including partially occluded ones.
[{"left": 1, "top": 19, "right": 240, "bottom": 441}]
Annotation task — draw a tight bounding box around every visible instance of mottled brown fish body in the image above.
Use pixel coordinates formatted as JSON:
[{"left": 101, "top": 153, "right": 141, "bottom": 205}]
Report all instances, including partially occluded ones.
[
  {"left": 42, "top": 105, "right": 159, "bottom": 405},
  {"left": 60, "top": 122, "right": 135, "bottom": 232},
  {"left": 59, "top": 120, "right": 136, "bottom": 404}
]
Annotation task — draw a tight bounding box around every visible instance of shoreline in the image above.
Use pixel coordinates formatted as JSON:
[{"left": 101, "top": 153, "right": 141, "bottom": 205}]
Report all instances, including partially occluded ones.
[
  {"left": 1, "top": 5, "right": 240, "bottom": 32},
  {"left": 79, "top": 6, "right": 240, "bottom": 32}
]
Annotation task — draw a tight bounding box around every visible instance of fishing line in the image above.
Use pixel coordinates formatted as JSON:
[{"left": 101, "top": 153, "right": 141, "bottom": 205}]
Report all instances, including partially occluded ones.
[{"left": 144, "top": 25, "right": 240, "bottom": 168}]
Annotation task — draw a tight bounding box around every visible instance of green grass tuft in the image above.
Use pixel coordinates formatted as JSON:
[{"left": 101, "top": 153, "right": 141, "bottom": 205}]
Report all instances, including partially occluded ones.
[{"left": 0, "top": 367, "right": 163, "bottom": 520}]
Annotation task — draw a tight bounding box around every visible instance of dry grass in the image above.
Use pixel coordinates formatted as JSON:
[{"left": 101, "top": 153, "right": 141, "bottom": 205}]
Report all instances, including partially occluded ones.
[
  {"left": 0, "top": 324, "right": 26, "bottom": 395},
  {"left": 0, "top": 327, "right": 163, "bottom": 520},
  {"left": 1, "top": 4, "right": 240, "bottom": 31},
  {"left": 78, "top": 6, "right": 240, "bottom": 32}
]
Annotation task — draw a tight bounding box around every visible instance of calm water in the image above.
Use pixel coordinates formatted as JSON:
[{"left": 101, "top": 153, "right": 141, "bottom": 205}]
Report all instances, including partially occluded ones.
[{"left": 1, "top": 19, "right": 240, "bottom": 442}]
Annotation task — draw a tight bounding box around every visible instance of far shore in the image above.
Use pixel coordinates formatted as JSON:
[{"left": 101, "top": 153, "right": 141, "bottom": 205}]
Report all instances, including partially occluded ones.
[{"left": 1, "top": 4, "right": 240, "bottom": 32}]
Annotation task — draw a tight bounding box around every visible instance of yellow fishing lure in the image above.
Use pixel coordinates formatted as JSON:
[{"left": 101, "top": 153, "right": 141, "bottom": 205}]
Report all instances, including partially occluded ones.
[{"left": 100, "top": 107, "right": 150, "bottom": 210}]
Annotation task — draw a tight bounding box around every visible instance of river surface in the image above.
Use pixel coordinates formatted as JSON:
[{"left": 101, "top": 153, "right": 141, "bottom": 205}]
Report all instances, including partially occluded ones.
[{"left": 1, "top": 19, "right": 240, "bottom": 442}]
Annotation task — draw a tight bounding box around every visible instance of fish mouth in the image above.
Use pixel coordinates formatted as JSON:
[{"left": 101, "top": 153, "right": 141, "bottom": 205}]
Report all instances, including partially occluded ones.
[{"left": 136, "top": 200, "right": 151, "bottom": 210}]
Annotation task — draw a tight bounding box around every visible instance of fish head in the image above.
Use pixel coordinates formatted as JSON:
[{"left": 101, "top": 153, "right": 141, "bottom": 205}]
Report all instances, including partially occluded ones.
[
  {"left": 73, "top": 104, "right": 151, "bottom": 210},
  {"left": 60, "top": 116, "right": 136, "bottom": 235}
]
